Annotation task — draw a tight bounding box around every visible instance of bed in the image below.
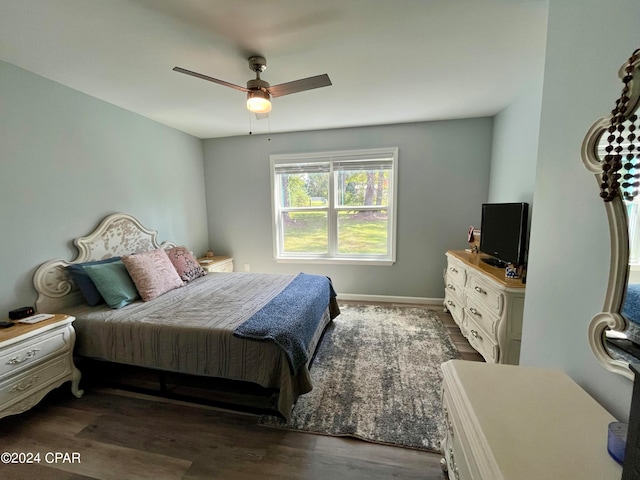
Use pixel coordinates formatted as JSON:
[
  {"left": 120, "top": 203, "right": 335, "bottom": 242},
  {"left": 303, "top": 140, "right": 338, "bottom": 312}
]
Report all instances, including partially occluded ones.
[{"left": 33, "top": 213, "right": 339, "bottom": 419}]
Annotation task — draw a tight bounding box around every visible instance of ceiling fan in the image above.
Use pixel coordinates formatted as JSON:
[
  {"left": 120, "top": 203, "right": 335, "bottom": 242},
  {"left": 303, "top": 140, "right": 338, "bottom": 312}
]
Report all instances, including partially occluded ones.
[{"left": 173, "top": 56, "right": 332, "bottom": 118}]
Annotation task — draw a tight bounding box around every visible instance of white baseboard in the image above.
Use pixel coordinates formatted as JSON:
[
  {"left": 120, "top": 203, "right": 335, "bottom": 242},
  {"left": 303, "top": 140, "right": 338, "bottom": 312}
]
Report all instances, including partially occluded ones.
[{"left": 336, "top": 293, "right": 444, "bottom": 305}]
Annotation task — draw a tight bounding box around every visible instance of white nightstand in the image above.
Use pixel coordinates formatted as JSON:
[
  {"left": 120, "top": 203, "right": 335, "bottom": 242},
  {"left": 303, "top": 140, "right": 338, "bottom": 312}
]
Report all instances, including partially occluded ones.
[
  {"left": 197, "top": 256, "right": 234, "bottom": 273},
  {"left": 0, "top": 314, "right": 83, "bottom": 419}
]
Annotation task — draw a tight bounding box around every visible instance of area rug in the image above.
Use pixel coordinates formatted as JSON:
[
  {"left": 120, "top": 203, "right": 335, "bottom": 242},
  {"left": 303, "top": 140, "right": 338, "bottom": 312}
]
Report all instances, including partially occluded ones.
[{"left": 258, "top": 304, "right": 461, "bottom": 452}]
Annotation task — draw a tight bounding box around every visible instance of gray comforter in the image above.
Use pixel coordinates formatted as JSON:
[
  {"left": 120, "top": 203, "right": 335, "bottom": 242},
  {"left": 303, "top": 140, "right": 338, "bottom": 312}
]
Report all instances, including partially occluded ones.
[{"left": 66, "top": 272, "right": 334, "bottom": 419}]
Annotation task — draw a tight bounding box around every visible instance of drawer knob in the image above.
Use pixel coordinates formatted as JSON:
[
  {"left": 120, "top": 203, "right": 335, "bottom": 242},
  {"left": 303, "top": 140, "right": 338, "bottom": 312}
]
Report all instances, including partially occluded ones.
[
  {"left": 469, "top": 307, "right": 481, "bottom": 317},
  {"left": 443, "top": 406, "right": 454, "bottom": 437},
  {"left": 448, "top": 447, "right": 460, "bottom": 480},
  {"left": 447, "top": 283, "right": 455, "bottom": 290},
  {"left": 449, "top": 267, "right": 458, "bottom": 273},
  {"left": 474, "top": 286, "right": 486, "bottom": 294},
  {"left": 6, "top": 348, "right": 41, "bottom": 365},
  {"left": 471, "top": 329, "right": 482, "bottom": 340},
  {"left": 447, "top": 300, "right": 456, "bottom": 308}
]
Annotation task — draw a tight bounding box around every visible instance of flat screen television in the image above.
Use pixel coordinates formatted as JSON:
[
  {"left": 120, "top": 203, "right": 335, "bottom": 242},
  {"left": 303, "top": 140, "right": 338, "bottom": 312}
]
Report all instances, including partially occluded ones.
[{"left": 479, "top": 202, "right": 529, "bottom": 268}]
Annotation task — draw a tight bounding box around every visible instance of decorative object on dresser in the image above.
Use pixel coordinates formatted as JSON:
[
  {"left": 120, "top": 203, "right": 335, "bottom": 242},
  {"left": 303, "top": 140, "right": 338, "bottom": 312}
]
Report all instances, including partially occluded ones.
[
  {"left": 259, "top": 304, "right": 461, "bottom": 451},
  {"left": 197, "top": 255, "right": 234, "bottom": 273},
  {"left": 0, "top": 314, "right": 83, "bottom": 419},
  {"left": 443, "top": 250, "right": 525, "bottom": 364},
  {"left": 440, "top": 360, "right": 621, "bottom": 480}
]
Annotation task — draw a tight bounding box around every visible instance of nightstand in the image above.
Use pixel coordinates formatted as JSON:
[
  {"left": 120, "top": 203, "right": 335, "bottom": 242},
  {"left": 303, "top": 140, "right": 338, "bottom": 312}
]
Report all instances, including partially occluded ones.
[
  {"left": 0, "top": 314, "right": 83, "bottom": 419},
  {"left": 198, "top": 256, "right": 234, "bottom": 273}
]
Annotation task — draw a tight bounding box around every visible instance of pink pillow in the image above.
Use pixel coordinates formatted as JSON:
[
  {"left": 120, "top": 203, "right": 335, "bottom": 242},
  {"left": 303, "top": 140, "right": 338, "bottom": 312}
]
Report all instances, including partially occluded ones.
[
  {"left": 122, "top": 249, "right": 184, "bottom": 301},
  {"left": 166, "top": 246, "right": 206, "bottom": 282}
]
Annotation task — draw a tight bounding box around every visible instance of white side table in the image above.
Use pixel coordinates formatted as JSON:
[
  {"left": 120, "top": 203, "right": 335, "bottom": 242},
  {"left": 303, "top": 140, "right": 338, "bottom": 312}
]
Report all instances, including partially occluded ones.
[
  {"left": 0, "top": 314, "right": 83, "bottom": 419},
  {"left": 197, "top": 256, "right": 234, "bottom": 273}
]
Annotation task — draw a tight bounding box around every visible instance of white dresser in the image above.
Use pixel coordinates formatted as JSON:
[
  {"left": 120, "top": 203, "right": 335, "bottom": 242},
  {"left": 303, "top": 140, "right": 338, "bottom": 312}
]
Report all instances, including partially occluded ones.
[
  {"left": 440, "top": 360, "right": 622, "bottom": 480},
  {"left": 444, "top": 250, "right": 525, "bottom": 364},
  {"left": 0, "top": 314, "right": 83, "bottom": 419}
]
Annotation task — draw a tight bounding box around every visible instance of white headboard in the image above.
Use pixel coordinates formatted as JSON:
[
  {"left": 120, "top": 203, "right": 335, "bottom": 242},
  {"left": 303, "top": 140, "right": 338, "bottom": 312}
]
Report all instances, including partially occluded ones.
[{"left": 33, "top": 213, "right": 176, "bottom": 312}]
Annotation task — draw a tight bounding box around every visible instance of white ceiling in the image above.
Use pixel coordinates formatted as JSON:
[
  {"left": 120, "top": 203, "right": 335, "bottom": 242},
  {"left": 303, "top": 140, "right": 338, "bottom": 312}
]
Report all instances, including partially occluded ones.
[{"left": 0, "top": 0, "right": 548, "bottom": 139}]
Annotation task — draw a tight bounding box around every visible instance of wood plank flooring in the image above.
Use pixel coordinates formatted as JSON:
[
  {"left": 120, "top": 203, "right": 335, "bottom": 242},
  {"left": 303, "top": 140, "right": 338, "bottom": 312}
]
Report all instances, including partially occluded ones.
[{"left": 0, "top": 303, "right": 481, "bottom": 480}]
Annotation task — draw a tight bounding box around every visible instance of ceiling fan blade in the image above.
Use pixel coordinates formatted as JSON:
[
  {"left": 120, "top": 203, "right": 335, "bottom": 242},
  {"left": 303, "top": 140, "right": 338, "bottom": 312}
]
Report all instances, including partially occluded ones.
[
  {"left": 255, "top": 112, "right": 269, "bottom": 120},
  {"left": 173, "top": 67, "right": 248, "bottom": 93},
  {"left": 267, "top": 74, "right": 332, "bottom": 98}
]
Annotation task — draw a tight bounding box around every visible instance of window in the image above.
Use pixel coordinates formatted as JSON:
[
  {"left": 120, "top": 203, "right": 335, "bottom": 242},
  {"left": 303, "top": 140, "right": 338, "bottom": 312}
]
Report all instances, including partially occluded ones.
[{"left": 270, "top": 148, "right": 398, "bottom": 264}]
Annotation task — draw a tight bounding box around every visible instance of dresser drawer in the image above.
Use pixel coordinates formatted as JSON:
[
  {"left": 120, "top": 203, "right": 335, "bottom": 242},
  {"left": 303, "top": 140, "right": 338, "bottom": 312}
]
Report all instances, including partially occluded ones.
[
  {"left": 464, "top": 317, "right": 499, "bottom": 363},
  {"left": 444, "top": 291, "right": 464, "bottom": 327},
  {"left": 467, "top": 274, "right": 503, "bottom": 315},
  {"left": 444, "top": 273, "right": 463, "bottom": 299},
  {"left": 445, "top": 258, "right": 467, "bottom": 289},
  {"left": 0, "top": 326, "right": 71, "bottom": 379},
  {"left": 465, "top": 295, "right": 499, "bottom": 337},
  {"left": 0, "top": 356, "right": 71, "bottom": 408}
]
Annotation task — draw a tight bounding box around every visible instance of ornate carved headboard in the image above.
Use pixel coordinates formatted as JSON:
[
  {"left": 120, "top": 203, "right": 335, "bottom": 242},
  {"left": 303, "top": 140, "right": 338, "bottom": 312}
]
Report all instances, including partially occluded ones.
[{"left": 33, "top": 213, "right": 176, "bottom": 312}]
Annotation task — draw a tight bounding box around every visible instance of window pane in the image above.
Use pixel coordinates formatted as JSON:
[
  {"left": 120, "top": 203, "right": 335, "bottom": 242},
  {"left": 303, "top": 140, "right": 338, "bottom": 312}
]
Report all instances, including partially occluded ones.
[
  {"left": 283, "top": 212, "right": 328, "bottom": 253},
  {"left": 278, "top": 172, "right": 329, "bottom": 208},
  {"left": 337, "top": 211, "right": 388, "bottom": 255},
  {"left": 336, "top": 170, "right": 389, "bottom": 207}
]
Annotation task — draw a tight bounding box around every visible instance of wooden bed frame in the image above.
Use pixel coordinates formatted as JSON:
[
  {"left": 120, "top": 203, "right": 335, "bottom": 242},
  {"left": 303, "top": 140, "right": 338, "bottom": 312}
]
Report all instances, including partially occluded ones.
[{"left": 33, "top": 213, "right": 176, "bottom": 312}]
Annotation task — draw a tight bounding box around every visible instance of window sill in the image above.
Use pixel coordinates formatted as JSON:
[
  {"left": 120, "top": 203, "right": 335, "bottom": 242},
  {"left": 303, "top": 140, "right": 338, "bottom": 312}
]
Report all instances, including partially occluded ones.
[{"left": 275, "top": 257, "right": 395, "bottom": 266}]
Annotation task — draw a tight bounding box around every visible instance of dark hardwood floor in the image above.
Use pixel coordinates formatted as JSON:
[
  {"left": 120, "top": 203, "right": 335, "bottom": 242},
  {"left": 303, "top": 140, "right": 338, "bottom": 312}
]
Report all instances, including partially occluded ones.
[{"left": 0, "top": 303, "right": 481, "bottom": 480}]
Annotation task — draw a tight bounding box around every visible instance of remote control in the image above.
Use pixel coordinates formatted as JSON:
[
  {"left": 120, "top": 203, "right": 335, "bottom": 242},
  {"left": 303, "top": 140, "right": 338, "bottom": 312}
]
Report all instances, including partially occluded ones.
[
  {"left": 18, "top": 313, "right": 55, "bottom": 324},
  {"left": 0, "top": 321, "right": 14, "bottom": 328}
]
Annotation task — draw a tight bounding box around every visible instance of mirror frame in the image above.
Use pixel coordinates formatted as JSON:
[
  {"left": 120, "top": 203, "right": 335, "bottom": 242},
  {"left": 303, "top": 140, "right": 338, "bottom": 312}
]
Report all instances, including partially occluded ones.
[{"left": 582, "top": 50, "right": 640, "bottom": 381}]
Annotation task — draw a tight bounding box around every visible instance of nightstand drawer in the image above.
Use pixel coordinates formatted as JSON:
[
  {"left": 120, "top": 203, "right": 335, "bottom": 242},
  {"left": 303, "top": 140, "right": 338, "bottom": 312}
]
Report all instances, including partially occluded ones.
[
  {"left": 0, "top": 327, "right": 71, "bottom": 379},
  {"left": 0, "top": 356, "right": 70, "bottom": 407}
]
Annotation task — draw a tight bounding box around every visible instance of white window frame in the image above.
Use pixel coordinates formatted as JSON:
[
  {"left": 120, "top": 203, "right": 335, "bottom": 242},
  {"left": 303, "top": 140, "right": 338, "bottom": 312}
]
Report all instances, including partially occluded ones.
[{"left": 270, "top": 147, "right": 398, "bottom": 265}]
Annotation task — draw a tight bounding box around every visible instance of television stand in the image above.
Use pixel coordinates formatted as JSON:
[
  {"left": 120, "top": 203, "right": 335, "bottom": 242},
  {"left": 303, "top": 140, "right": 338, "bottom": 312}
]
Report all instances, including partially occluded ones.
[
  {"left": 444, "top": 250, "right": 525, "bottom": 364},
  {"left": 480, "top": 257, "right": 507, "bottom": 268}
]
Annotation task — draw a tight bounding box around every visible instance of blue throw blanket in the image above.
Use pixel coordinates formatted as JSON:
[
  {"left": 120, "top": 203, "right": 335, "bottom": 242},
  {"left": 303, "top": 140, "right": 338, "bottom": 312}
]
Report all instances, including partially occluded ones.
[{"left": 233, "top": 273, "right": 335, "bottom": 375}]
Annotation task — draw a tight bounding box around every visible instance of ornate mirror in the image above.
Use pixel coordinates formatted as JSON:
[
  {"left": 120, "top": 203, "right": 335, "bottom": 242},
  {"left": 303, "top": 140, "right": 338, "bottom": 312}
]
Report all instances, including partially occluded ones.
[{"left": 582, "top": 49, "right": 640, "bottom": 380}]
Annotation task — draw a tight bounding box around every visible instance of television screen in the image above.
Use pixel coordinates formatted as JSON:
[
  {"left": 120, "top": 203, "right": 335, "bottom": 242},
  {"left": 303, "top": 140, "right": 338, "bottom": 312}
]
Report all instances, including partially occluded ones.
[{"left": 479, "top": 202, "right": 529, "bottom": 267}]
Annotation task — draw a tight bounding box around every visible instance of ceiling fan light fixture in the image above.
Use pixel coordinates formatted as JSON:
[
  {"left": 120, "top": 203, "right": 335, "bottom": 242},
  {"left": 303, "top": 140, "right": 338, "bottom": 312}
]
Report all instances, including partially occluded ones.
[{"left": 247, "top": 90, "right": 271, "bottom": 113}]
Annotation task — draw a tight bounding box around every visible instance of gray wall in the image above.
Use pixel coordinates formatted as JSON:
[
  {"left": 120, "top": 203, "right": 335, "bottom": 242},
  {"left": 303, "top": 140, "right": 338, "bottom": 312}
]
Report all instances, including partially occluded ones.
[
  {"left": 488, "top": 77, "right": 544, "bottom": 207},
  {"left": 487, "top": 72, "right": 545, "bottom": 266},
  {"left": 521, "top": 0, "right": 639, "bottom": 421},
  {"left": 0, "top": 61, "right": 209, "bottom": 315},
  {"left": 203, "top": 119, "right": 493, "bottom": 299}
]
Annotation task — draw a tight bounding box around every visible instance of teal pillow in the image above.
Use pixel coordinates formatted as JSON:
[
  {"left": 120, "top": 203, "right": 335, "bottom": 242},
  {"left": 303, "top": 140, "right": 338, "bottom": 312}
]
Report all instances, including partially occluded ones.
[
  {"left": 83, "top": 260, "right": 139, "bottom": 309},
  {"left": 66, "top": 257, "right": 121, "bottom": 306}
]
